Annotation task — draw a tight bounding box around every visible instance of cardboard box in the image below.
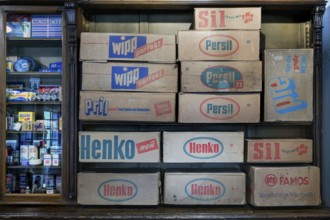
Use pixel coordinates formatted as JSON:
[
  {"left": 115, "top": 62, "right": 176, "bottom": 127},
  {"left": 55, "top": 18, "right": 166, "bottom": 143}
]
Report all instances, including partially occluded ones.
[
  {"left": 78, "top": 173, "right": 160, "bottom": 205},
  {"left": 31, "top": 14, "right": 62, "bottom": 38},
  {"left": 264, "top": 49, "right": 313, "bottom": 122},
  {"left": 18, "top": 112, "right": 35, "bottom": 122},
  {"left": 80, "top": 33, "right": 176, "bottom": 62},
  {"left": 82, "top": 62, "right": 178, "bottom": 92},
  {"left": 79, "top": 132, "right": 160, "bottom": 162},
  {"left": 79, "top": 91, "right": 176, "bottom": 122},
  {"left": 163, "top": 132, "right": 244, "bottom": 163},
  {"left": 194, "top": 8, "right": 261, "bottom": 30},
  {"left": 181, "top": 61, "right": 262, "bottom": 92},
  {"left": 178, "top": 93, "right": 260, "bottom": 123},
  {"left": 178, "top": 30, "right": 260, "bottom": 61},
  {"left": 247, "top": 166, "right": 320, "bottom": 206},
  {"left": 246, "top": 139, "right": 313, "bottom": 163},
  {"left": 164, "top": 172, "right": 246, "bottom": 205}
]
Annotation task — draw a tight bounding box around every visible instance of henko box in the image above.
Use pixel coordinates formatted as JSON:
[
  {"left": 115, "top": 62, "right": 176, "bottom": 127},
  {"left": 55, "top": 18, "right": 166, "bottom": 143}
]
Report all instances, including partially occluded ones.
[
  {"left": 194, "top": 8, "right": 261, "bottom": 30},
  {"left": 181, "top": 61, "right": 262, "bottom": 92},
  {"left": 79, "top": 132, "right": 160, "bottom": 162},
  {"left": 163, "top": 132, "right": 244, "bottom": 163},
  {"left": 80, "top": 33, "right": 176, "bottom": 62},
  {"left": 178, "top": 30, "right": 260, "bottom": 61},
  {"left": 82, "top": 62, "right": 178, "bottom": 92},
  {"left": 78, "top": 173, "right": 160, "bottom": 205},
  {"left": 264, "top": 49, "right": 313, "bottom": 122},
  {"left": 164, "top": 172, "right": 246, "bottom": 205},
  {"left": 246, "top": 139, "right": 313, "bottom": 163},
  {"left": 79, "top": 91, "right": 176, "bottom": 122},
  {"left": 178, "top": 93, "right": 260, "bottom": 123},
  {"left": 247, "top": 166, "right": 320, "bottom": 207}
]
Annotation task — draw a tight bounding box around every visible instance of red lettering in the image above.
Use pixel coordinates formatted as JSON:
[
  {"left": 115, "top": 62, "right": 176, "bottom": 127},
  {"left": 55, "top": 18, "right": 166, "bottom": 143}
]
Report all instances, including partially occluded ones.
[
  {"left": 253, "top": 143, "right": 263, "bottom": 160},
  {"left": 198, "top": 11, "right": 208, "bottom": 28}
]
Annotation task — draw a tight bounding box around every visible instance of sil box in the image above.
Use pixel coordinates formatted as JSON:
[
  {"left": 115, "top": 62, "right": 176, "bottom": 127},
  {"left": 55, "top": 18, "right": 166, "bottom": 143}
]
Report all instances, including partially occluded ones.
[
  {"left": 246, "top": 139, "right": 313, "bottom": 163},
  {"left": 181, "top": 61, "right": 262, "bottom": 92},
  {"left": 79, "top": 132, "right": 160, "bottom": 162},
  {"left": 178, "top": 30, "right": 260, "bottom": 61},
  {"left": 163, "top": 132, "right": 244, "bottom": 163},
  {"left": 247, "top": 166, "right": 320, "bottom": 207},
  {"left": 194, "top": 8, "right": 261, "bottom": 30},
  {"left": 79, "top": 91, "right": 176, "bottom": 122},
  {"left": 80, "top": 32, "right": 176, "bottom": 63},
  {"left": 164, "top": 172, "right": 246, "bottom": 205},
  {"left": 82, "top": 62, "right": 178, "bottom": 92},
  {"left": 178, "top": 93, "right": 260, "bottom": 123},
  {"left": 78, "top": 173, "right": 160, "bottom": 205},
  {"left": 264, "top": 49, "right": 313, "bottom": 122}
]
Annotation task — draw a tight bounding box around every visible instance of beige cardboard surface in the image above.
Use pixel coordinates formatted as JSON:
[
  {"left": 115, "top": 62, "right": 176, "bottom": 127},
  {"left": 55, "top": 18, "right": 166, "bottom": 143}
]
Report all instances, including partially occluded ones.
[
  {"left": 246, "top": 139, "right": 313, "bottom": 163},
  {"left": 78, "top": 173, "right": 160, "bottom": 205},
  {"left": 181, "top": 61, "right": 262, "bottom": 92},
  {"left": 79, "top": 91, "right": 176, "bottom": 122},
  {"left": 82, "top": 62, "right": 178, "bottom": 92},
  {"left": 163, "top": 132, "right": 244, "bottom": 163},
  {"left": 178, "top": 93, "right": 260, "bottom": 123},
  {"left": 164, "top": 172, "right": 246, "bottom": 205},
  {"left": 264, "top": 49, "right": 313, "bottom": 122}
]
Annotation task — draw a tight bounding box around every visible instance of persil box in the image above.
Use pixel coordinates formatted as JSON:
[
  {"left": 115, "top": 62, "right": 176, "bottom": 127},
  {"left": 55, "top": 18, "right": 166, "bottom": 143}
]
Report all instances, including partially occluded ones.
[
  {"left": 247, "top": 166, "right": 320, "bottom": 206},
  {"left": 246, "top": 139, "right": 313, "bottom": 163},
  {"left": 78, "top": 173, "right": 160, "bottom": 205},
  {"left": 194, "top": 8, "right": 261, "bottom": 30},
  {"left": 178, "top": 30, "right": 260, "bottom": 61},
  {"left": 79, "top": 132, "right": 160, "bottom": 162},
  {"left": 264, "top": 49, "right": 313, "bottom": 122},
  {"left": 181, "top": 61, "right": 262, "bottom": 92},
  {"left": 163, "top": 132, "right": 244, "bottom": 163},
  {"left": 178, "top": 93, "right": 260, "bottom": 123},
  {"left": 82, "top": 62, "right": 178, "bottom": 92},
  {"left": 79, "top": 91, "right": 176, "bottom": 122},
  {"left": 164, "top": 172, "right": 246, "bottom": 205},
  {"left": 80, "top": 33, "right": 176, "bottom": 62}
]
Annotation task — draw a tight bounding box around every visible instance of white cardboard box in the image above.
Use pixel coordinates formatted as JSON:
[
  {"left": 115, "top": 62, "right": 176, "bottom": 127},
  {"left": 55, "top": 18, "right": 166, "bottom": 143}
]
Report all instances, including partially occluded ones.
[
  {"left": 264, "top": 49, "right": 313, "bottom": 122},
  {"left": 164, "top": 172, "right": 246, "bottom": 205},
  {"left": 80, "top": 33, "right": 176, "bottom": 63},
  {"left": 178, "top": 30, "right": 260, "bottom": 61},
  {"left": 248, "top": 166, "right": 320, "bottom": 207},
  {"left": 78, "top": 173, "right": 160, "bottom": 205},
  {"left": 79, "top": 91, "right": 176, "bottom": 122},
  {"left": 246, "top": 139, "right": 313, "bottom": 163},
  {"left": 82, "top": 62, "right": 178, "bottom": 92},
  {"left": 194, "top": 8, "right": 261, "bottom": 30},
  {"left": 163, "top": 132, "right": 244, "bottom": 163},
  {"left": 79, "top": 132, "right": 160, "bottom": 162},
  {"left": 178, "top": 93, "right": 260, "bottom": 123},
  {"left": 181, "top": 61, "right": 262, "bottom": 92}
]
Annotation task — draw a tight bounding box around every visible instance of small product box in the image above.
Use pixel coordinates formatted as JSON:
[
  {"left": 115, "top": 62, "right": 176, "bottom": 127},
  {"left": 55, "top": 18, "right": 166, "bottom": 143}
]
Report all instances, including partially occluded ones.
[
  {"left": 247, "top": 166, "right": 320, "bottom": 206},
  {"left": 44, "top": 154, "right": 52, "bottom": 166},
  {"left": 80, "top": 33, "right": 176, "bottom": 62},
  {"left": 52, "top": 154, "right": 59, "bottom": 166},
  {"left": 31, "top": 14, "right": 62, "bottom": 38},
  {"left": 164, "top": 172, "right": 246, "bottom": 205},
  {"left": 18, "top": 112, "right": 35, "bottom": 122},
  {"left": 78, "top": 173, "right": 160, "bottom": 205},
  {"left": 82, "top": 62, "right": 178, "bottom": 92},
  {"left": 6, "top": 14, "right": 31, "bottom": 38}
]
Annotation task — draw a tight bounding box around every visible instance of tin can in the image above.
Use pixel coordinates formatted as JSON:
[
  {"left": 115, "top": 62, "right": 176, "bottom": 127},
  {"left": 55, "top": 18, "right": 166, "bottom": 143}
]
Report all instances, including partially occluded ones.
[
  {"left": 6, "top": 61, "right": 14, "bottom": 73},
  {"left": 20, "top": 145, "right": 29, "bottom": 166}
]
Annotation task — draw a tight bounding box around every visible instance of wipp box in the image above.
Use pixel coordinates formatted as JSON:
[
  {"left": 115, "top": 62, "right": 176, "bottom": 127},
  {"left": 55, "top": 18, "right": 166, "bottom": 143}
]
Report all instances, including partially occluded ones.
[
  {"left": 194, "top": 8, "right": 261, "bottom": 30},
  {"left": 178, "top": 30, "right": 260, "bottom": 61},
  {"left": 163, "top": 132, "right": 244, "bottom": 163},
  {"left": 247, "top": 166, "right": 320, "bottom": 206},
  {"left": 79, "top": 91, "right": 176, "bottom": 122},
  {"left": 78, "top": 173, "right": 160, "bottom": 205},
  {"left": 264, "top": 49, "right": 313, "bottom": 122},
  {"left": 164, "top": 172, "right": 246, "bottom": 205},
  {"left": 246, "top": 139, "right": 313, "bottom": 163},
  {"left": 181, "top": 61, "right": 262, "bottom": 92},
  {"left": 178, "top": 93, "right": 260, "bottom": 123},
  {"left": 80, "top": 33, "right": 176, "bottom": 62},
  {"left": 79, "top": 132, "right": 160, "bottom": 162},
  {"left": 82, "top": 62, "right": 178, "bottom": 92}
]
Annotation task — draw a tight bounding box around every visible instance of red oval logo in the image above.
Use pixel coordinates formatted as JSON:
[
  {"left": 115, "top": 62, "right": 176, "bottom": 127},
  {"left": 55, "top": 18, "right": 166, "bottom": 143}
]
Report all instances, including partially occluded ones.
[
  {"left": 199, "top": 35, "right": 239, "bottom": 57},
  {"left": 200, "top": 97, "right": 240, "bottom": 120},
  {"left": 264, "top": 174, "right": 278, "bottom": 186}
]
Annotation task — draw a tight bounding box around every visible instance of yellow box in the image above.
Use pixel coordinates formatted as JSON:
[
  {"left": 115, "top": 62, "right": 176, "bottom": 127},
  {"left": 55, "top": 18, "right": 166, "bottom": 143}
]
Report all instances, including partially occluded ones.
[{"left": 18, "top": 112, "right": 35, "bottom": 122}]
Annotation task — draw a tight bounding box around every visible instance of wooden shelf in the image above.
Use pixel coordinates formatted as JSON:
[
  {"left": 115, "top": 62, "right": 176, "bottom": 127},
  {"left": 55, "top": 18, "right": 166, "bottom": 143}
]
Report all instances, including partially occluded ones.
[
  {"left": 7, "top": 101, "right": 62, "bottom": 105},
  {"left": 6, "top": 37, "right": 62, "bottom": 47},
  {"left": 7, "top": 72, "right": 62, "bottom": 77},
  {"left": 7, "top": 165, "right": 61, "bottom": 169}
]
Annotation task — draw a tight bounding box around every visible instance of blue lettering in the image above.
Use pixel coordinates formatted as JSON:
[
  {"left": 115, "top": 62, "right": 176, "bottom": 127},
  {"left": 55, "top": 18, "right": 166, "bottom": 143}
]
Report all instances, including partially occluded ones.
[
  {"left": 112, "top": 66, "right": 148, "bottom": 89},
  {"left": 114, "top": 135, "right": 125, "bottom": 159},
  {"left": 80, "top": 135, "right": 91, "bottom": 159},
  {"left": 84, "top": 97, "right": 109, "bottom": 116},
  {"left": 92, "top": 140, "right": 101, "bottom": 159},
  {"left": 109, "top": 36, "right": 146, "bottom": 58}
]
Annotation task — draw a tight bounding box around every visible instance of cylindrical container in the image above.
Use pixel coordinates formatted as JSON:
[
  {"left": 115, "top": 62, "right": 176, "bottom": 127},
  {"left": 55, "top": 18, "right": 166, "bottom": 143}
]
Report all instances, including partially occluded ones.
[
  {"left": 28, "top": 145, "right": 38, "bottom": 161},
  {"left": 6, "top": 61, "right": 14, "bottom": 73},
  {"left": 20, "top": 145, "right": 29, "bottom": 166},
  {"left": 14, "top": 56, "right": 41, "bottom": 72}
]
